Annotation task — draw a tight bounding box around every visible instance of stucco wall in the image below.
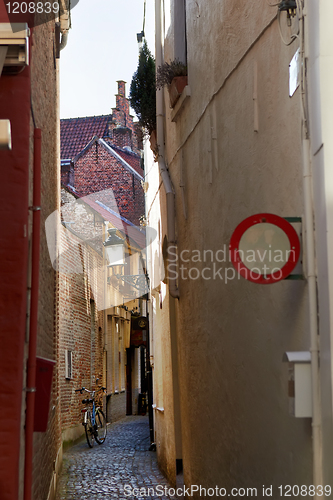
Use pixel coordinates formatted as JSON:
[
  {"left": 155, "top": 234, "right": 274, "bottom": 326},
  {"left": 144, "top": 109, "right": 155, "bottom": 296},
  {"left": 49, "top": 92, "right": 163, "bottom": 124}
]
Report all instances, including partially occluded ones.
[
  {"left": 147, "top": 0, "right": 318, "bottom": 493},
  {"left": 307, "top": 0, "right": 333, "bottom": 485}
]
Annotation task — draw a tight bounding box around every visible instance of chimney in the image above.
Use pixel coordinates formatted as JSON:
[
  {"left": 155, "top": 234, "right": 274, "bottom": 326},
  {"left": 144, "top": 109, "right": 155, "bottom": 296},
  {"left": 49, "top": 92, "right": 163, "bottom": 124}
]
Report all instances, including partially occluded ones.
[
  {"left": 115, "top": 80, "right": 130, "bottom": 122},
  {"left": 117, "top": 80, "right": 126, "bottom": 97},
  {"left": 109, "top": 80, "right": 140, "bottom": 153}
]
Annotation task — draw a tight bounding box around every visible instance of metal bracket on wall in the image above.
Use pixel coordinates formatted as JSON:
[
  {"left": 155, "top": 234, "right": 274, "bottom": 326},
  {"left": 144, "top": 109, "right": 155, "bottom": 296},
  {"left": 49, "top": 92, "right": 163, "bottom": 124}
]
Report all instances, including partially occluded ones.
[{"left": 284, "top": 216, "right": 304, "bottom": 280}]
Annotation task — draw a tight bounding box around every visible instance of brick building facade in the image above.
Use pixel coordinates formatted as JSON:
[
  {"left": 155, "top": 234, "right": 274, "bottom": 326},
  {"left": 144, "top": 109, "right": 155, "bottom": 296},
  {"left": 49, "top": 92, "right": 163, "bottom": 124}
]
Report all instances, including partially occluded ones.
[
  {"left": 0, "top": 7, "right": 65, "bottom": 500},
  {"left": 56, "top": 185, "right": 146, "bottom": 438},
  {"left": 58, "top": 190, "right": 105, "bottom": 443},
  {"left": 58, "top": 84, "right": 147, "bottom": 439},
  {"left": 60, "top": 80, "right": 145, "bottom": 227},
  {"left": 66, "top": 137, "right": 144, "bottom": 225}
]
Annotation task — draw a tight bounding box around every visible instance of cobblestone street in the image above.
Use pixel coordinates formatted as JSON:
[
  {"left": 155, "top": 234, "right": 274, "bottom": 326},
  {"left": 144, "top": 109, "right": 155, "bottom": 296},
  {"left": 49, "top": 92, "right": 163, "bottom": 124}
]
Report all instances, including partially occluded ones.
[{"left": 56, "top": 416, "right": 178, "bottom": 499}]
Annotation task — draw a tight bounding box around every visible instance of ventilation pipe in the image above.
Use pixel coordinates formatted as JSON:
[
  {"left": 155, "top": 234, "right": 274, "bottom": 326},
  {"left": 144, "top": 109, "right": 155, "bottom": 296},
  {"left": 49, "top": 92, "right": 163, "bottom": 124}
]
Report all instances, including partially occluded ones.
[{"left": 155, "top": 0, "right": 179, "bottom": 299}]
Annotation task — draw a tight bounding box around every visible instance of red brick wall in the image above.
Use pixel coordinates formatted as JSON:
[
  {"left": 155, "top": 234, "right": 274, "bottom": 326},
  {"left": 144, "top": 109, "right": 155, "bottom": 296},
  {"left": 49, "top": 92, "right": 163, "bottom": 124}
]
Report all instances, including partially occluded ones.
[
  {"left": 29, "top": 20, "right": 62, "bottom": 500},
  {"left": 73, "top": 141, "right": 145, "bottom": 226},
  {"left": 58, "top": 212, "right": 105, "bottom": 435}
]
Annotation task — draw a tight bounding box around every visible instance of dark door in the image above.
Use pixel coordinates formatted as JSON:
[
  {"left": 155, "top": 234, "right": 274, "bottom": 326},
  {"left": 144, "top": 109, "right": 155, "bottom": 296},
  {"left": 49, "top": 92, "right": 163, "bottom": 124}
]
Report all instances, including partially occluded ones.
[{"left": 126, "top": 348, "right": 132, "bottom": 415}]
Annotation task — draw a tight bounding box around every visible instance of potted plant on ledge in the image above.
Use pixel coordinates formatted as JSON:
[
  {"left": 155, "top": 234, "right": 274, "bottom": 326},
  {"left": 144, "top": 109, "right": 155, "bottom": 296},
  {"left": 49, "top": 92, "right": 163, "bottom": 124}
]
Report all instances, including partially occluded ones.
[{"left": 156, "top": 59, "right": 188, "bottom": 108}]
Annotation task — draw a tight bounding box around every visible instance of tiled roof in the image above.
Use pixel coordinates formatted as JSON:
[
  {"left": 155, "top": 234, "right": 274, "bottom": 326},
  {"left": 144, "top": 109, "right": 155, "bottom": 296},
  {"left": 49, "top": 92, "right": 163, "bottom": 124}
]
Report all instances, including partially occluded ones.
[
  {"left": 112, "top": 145, "right": 142, "bottom": 175},
  {"left": 60, "top": 115, "right": 110, "bottom": 159}
]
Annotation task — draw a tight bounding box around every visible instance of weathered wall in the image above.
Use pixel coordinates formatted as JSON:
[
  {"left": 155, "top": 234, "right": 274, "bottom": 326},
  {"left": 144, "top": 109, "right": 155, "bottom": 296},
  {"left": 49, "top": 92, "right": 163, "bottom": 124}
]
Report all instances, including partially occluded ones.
[{"left": 147, "top": 0, "right": 317, "bottom": 493}]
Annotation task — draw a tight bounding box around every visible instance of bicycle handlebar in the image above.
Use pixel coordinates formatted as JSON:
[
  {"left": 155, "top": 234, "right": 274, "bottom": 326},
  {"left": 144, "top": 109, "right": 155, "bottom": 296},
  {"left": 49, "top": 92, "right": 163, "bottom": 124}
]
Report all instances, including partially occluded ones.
[{"left": 75, "top": 387, "right": 106, "bottom": 395}]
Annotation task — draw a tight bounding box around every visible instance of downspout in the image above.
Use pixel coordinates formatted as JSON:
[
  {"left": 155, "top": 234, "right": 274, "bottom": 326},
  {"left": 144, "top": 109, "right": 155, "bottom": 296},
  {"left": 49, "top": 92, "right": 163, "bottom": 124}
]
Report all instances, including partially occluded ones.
[
  {"left": 155, "top": 0, "right": 179, "bottom": 299},
  {"left": 300, "top": 2, "right": 322, "bottom": 492},
  {"left": 59, "top": 5, "right": 70, "bottom": 51},
  {"left": 24, "top": 128, "right": 42, "bottom": 500},
  {"left": 303, "top": 138, "right": 322, "bottom": 492}
]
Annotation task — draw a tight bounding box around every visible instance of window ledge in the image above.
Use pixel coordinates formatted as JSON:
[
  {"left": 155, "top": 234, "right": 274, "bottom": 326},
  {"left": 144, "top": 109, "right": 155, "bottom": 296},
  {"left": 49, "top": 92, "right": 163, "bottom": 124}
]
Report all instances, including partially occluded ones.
[{"left": 171, "top": 85, "right": 191, "bottom": 123}]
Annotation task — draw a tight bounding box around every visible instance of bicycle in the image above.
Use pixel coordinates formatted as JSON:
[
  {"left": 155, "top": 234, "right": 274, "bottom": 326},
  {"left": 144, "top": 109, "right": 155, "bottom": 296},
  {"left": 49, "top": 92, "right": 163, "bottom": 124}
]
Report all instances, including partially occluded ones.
[{"left": 75, "top": 385, "right": 107, "bottom": 448}]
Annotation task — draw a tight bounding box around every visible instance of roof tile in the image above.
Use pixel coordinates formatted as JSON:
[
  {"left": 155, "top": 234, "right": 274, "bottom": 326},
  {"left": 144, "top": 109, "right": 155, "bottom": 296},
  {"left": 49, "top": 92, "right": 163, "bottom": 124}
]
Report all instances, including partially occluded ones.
[{"left": 60, "top": 115, "right": 110, "bottom": 159}]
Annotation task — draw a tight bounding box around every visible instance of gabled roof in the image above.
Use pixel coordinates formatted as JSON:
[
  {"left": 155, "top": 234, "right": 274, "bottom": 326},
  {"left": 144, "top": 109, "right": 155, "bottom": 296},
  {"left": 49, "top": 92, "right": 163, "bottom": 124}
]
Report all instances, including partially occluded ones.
[
  {"left": 112, "top": 145, "right": 142, "bottom": 175},
  {"left": 60, "top": 115, "right": 110, "bottom": 159},
  {"left": 73, "top": 136, "right": 144, "bottom": 181}
]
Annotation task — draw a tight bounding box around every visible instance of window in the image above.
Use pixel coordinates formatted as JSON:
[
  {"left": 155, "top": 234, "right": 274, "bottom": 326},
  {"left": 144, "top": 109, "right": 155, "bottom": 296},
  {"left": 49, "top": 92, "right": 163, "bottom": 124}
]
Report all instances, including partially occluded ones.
[
  {"left": 65, "top": 350, "right": 73, "bottom": 379},
  {"left": 174, "top": 0, "right": 187, "bottom": 64}
]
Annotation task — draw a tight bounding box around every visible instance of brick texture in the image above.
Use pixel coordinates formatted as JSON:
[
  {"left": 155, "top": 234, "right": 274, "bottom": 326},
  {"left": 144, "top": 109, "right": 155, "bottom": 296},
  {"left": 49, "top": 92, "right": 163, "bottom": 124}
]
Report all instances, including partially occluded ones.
[
  {"left": 28, "top": 19, "right": 61, "bottom": 500},
  {"left": 71, "top": 139, "right": 145, "bottom": 226},
  {"left": 58, "top": 220, "right": 105, "bottom": 436}
]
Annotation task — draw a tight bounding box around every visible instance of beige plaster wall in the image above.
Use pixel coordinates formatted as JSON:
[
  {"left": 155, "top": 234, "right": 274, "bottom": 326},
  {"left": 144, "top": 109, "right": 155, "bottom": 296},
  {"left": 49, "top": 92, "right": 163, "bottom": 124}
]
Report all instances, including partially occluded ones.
[
  {"left": 307, "top": 0, "right": 333, "bottom": 485},
  {"left": 145, "top": 137, "right": 180, "bottom": 484},
  {"left": 147, "top": 0, "right": 319, "bottom": 493}
]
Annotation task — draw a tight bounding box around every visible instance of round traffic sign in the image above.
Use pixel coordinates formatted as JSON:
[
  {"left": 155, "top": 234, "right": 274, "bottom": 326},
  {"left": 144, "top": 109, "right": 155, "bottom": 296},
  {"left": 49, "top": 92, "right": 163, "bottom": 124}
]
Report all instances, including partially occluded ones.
[{"left": 229, "top": 213, "right": 300, "bottom": 284}]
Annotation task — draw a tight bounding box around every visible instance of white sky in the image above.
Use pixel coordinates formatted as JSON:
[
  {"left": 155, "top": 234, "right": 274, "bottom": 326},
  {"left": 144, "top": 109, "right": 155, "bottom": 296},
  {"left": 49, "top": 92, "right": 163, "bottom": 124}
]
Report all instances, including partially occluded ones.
[{"left": 59, "top": 0, "right": 155, "bottom": 119}]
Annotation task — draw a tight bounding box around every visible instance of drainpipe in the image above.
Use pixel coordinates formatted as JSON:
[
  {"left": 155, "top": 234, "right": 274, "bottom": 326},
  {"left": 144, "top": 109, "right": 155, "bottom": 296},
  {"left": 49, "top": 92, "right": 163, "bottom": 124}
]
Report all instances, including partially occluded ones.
[
  {"left": 24, "top": 128, "right": 42, "bottom": 500},
  {"left": 59, "top": 5, "right": 70, "bottom": 51},
  {"left": 300, "top": 2, "right": 322, "bottom": 492},
  {"left": 303, "top": 138, "right": 322, "bottom": 493},
  {"left": 155, "top": 0, "right": 179, "bottom": 299}
]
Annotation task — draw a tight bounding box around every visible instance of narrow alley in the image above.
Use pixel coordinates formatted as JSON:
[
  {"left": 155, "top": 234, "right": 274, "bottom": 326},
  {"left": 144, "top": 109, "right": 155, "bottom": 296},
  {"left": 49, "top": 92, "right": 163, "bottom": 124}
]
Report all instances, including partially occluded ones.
[
  {"left": 3, "top": 1, "right": 333, "bottom": 498},
  {"left": 56, "top": 416, "right": 178, "bottom": 500}
]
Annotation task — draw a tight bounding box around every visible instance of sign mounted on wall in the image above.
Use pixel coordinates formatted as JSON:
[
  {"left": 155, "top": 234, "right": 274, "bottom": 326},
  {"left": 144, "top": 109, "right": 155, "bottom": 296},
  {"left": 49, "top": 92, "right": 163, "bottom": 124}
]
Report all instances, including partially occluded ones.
[{"left": 229, "top": 213, "right": 300, "bottom": 284}]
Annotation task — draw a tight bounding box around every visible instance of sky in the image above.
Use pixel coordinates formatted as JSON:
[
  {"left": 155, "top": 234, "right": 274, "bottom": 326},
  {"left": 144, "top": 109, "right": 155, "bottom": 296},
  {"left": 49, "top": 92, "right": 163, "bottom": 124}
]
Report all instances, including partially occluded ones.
[{"left": 59, "top": 0, "right": 155, "bottom": 119}]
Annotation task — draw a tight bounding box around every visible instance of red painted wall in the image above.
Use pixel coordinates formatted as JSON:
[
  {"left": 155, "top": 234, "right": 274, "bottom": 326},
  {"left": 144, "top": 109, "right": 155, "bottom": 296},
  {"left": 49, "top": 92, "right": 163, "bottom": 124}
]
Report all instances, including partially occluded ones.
[
  {"left": 0, "top": 8, "right": 31, "bottom": 500},
  {"left": 0, "top": 67, "right": 31, "bottom": 500}
]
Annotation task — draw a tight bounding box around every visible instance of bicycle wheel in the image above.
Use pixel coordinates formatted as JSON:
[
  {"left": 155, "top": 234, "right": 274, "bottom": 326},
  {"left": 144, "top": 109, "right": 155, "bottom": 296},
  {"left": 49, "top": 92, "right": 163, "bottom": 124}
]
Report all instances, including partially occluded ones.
[
  {"left": 84, "top": 416, "right": 94, "bottom": 448},
  {"left": 95, "top": 409, "right": 107, "bottom": 444}
]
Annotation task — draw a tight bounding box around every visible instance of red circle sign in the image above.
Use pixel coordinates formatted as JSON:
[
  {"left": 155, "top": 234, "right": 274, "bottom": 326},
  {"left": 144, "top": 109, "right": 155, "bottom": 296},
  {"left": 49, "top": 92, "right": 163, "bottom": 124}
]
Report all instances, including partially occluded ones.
[{"left": 229, "top": 213, "right": 300, "bottom": 284}]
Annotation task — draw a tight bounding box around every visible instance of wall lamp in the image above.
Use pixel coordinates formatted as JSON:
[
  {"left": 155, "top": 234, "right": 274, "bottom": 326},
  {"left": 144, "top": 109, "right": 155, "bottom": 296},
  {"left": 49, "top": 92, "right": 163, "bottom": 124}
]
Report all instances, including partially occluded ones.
[{"left": 103, "top": 228, "right": 125, "bottom": 267}]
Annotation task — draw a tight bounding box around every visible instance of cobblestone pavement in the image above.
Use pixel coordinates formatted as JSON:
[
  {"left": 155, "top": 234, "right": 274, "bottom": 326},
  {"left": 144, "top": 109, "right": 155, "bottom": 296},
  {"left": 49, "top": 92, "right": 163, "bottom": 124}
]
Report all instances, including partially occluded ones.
[{"left": 56, "top": 416, "right": 178, "bottom": 499}]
